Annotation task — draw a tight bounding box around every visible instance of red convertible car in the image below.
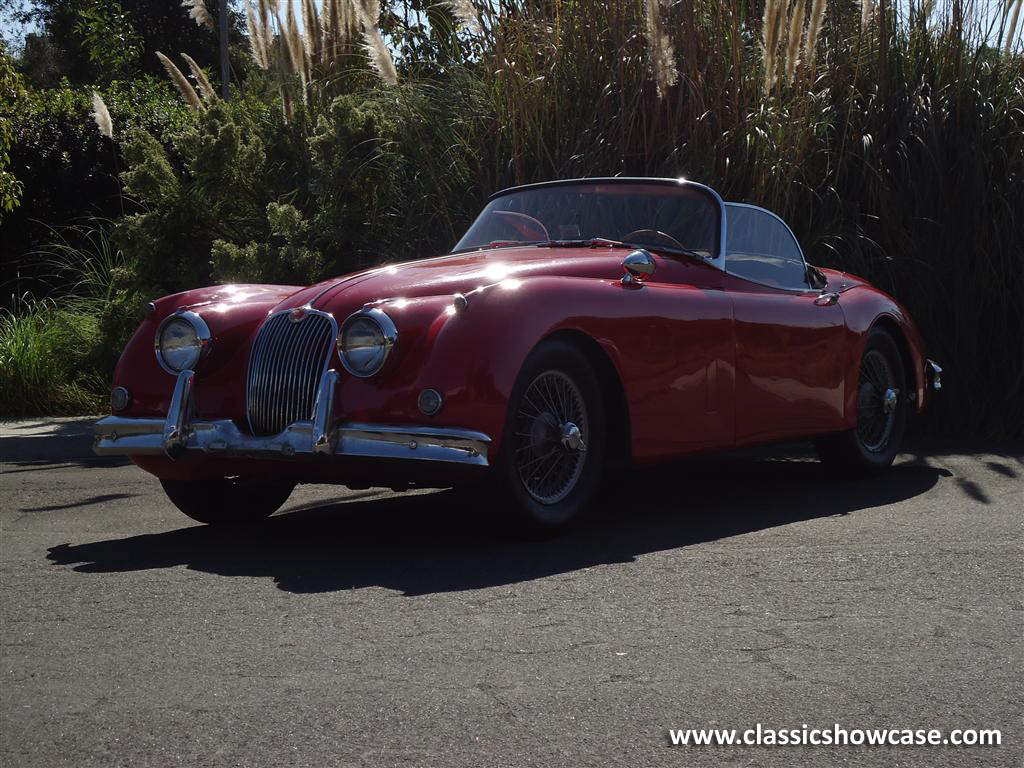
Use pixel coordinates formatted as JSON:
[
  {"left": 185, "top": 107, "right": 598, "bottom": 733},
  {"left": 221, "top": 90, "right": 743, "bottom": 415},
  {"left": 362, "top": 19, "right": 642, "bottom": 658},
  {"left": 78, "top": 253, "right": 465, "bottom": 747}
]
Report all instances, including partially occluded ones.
[{"left": 94, "top": 178, "right": 941, "bottom": 528}]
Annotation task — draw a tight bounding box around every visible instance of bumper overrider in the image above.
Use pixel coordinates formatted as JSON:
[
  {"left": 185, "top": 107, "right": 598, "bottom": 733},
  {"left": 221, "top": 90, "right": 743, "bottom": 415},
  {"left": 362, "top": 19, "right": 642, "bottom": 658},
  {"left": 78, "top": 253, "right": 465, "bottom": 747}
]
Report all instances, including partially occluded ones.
[{"left": 93, "top": 369, "right": 491, "bottom": 467}]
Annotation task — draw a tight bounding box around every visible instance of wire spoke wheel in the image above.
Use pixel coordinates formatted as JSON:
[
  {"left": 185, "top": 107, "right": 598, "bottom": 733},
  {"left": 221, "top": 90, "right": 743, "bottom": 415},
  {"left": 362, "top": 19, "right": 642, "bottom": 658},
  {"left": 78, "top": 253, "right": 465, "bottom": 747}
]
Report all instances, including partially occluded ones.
[
  {"left": 511, "top": 370, "right": 588, "bottom": 504},
  {"left": 857, "top": 349, "right": 900, "bottom": 453}
]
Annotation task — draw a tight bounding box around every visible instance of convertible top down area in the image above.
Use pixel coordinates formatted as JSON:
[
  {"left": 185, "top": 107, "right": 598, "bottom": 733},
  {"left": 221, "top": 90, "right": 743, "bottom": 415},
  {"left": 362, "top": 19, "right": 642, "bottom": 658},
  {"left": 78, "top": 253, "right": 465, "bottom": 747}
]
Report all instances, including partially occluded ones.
[{"left": 95, "top": 178, "right": 940, "bottom": 529}]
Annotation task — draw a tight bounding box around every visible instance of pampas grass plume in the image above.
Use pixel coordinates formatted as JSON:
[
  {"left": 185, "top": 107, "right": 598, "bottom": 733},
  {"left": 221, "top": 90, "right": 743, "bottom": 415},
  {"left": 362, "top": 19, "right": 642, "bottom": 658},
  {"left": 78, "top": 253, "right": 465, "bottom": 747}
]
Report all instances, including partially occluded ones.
[
  {"left": 1007, "top": 0, "right": 1022, "bottom": 52},
  {"left": 245, "top": 0, "right": 269, "bottom": 69},
  {"left": 156, "top": 51, "right": 203, "bottom": 110},
  {"left": 181, "top": 53, "right": 218, "bottom": 102},
  {"left": 785, "top": 0, "right": 806, "bottom": 85},
  {"left": 642, "top": 0, "right": 678, "bottom": 98},
  {"left": 182, "top": 0, "right": 215, "bottom": 32},
  {"left": 444, "top": 0, "right": 483, "bottom": 35},
  {"left": 91, "top": 92, "right": 113, "bottom": 139},
  {"left": 804, "top": 0, "right": 827, "bottom": 74},
  {"left": 354, "top": 0, "right": 398, "bottom": 85},
  {"left": 762, "top": 0, "right": 785, "bottom": 91}
]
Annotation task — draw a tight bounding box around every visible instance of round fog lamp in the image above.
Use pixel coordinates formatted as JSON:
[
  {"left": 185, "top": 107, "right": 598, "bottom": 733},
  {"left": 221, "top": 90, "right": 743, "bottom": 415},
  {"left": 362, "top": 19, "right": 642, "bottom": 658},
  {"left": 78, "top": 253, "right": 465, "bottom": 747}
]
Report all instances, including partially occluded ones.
[
  {"left": 110, "top": 386, "right": 131, "bottom": 412},
  {"left": 417, "top": 388, "right": 443, "bottom": 416}
]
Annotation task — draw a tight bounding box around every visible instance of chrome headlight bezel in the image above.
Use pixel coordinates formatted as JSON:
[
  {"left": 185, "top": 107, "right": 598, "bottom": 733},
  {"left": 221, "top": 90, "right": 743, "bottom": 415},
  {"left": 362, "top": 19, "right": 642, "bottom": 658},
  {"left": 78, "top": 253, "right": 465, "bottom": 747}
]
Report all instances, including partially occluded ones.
[
  {"left": 337, "top": 307, "right": 397, "bottom": 378},
  {"left": 154, "top": 310, "right": 212, "bottom": 374}
]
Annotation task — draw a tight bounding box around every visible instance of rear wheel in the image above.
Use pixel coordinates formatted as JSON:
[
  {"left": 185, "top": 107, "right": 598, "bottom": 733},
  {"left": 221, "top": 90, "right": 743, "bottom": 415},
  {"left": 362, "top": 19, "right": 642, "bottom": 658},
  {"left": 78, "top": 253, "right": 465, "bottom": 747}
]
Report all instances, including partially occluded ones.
[
  {"left": 815, "top": 328, "right": 908, "bottom": 474},
  {"left": 160, "top": 477, "right": 295, "bottom": 525},
  {"left": 496, "top": 340, "right": 608, "bottom": 530}
]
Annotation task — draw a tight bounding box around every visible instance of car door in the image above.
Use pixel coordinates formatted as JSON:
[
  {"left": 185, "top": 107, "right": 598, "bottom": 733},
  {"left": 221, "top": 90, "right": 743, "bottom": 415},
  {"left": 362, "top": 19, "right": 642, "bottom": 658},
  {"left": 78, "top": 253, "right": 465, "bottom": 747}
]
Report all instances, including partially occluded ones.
[{"left": 723, "top": 204, "right": 848, "bottom": 444}]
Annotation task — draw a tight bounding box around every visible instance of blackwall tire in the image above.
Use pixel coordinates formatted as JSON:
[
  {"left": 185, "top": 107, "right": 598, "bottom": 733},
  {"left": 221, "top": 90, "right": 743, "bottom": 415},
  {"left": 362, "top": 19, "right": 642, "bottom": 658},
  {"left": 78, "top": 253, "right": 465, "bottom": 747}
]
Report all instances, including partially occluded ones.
[
  {"left": 496, "top": 339, "right": 608, "bottom": 531},
  {"left": 160, "top": 477, "right": 295, "bottom": 525},
  {"left": 814, "top": 328, "right": 908, "bottom": 475}
]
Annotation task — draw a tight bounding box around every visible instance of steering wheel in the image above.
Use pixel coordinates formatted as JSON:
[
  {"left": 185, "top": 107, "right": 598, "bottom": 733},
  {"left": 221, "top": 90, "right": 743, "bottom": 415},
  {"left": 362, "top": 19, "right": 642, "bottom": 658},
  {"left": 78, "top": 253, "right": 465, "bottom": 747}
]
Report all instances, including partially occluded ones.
[
  {"left": 621, "top": 229, "right": 687, "bottom": 252},
  {"left": 492, "top": 210, "right": 550, "bottom": 242}
]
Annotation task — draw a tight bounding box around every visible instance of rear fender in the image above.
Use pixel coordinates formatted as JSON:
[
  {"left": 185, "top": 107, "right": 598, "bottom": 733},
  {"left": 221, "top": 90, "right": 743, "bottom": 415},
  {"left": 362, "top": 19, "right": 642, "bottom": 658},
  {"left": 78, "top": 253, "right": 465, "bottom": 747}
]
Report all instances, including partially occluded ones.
[{"left": 838, "top": 285, "right": 928, "bottom": 421}]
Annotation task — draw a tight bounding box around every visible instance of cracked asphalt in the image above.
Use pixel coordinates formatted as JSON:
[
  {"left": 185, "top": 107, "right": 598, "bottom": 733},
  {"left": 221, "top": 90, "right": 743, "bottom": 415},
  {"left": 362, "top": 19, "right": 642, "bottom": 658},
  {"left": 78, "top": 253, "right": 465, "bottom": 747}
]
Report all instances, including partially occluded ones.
[{"left": 1, "top": 421, "right": 1021, "bottom": 767}]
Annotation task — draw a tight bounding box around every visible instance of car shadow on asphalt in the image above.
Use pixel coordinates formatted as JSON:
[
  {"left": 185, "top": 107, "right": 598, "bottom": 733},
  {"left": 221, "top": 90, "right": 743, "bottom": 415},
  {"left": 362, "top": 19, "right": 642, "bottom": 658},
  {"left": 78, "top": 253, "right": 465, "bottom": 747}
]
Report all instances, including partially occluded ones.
[{"left": 46, "top": 453, "right": 949, "bottom": 596}]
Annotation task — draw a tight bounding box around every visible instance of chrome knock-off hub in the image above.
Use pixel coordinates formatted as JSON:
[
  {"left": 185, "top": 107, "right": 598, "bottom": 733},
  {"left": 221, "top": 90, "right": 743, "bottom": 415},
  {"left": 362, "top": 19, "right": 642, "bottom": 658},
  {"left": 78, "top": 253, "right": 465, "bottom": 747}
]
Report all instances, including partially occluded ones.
[{"left": 560, "top": 422, "right": 585, "bottom": 452}]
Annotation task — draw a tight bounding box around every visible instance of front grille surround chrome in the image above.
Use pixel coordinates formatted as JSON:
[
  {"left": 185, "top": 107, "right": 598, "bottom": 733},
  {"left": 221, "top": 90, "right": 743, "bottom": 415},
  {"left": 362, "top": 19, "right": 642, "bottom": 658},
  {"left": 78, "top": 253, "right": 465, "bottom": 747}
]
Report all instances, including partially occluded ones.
[{"left": 246, "top": 308, "right": 338, "bottom": 436}]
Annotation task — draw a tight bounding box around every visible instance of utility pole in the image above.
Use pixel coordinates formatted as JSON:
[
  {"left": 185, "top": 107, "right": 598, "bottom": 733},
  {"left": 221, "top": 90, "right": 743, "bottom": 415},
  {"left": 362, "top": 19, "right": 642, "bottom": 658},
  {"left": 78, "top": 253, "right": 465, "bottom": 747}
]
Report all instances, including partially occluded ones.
[{"left": 219, "top": 0, "right": 230, "bottom": 99}]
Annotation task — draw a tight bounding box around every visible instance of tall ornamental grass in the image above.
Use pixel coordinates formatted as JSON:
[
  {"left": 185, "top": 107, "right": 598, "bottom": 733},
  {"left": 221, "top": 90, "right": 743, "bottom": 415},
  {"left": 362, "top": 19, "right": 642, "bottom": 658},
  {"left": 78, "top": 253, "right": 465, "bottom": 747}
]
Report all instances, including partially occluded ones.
[
  {"left": 158, "top": 0, "right": 1023, "bottom": 437},
  {"left": 7, "top": 0, "right": 1021, "bottom": 435}
]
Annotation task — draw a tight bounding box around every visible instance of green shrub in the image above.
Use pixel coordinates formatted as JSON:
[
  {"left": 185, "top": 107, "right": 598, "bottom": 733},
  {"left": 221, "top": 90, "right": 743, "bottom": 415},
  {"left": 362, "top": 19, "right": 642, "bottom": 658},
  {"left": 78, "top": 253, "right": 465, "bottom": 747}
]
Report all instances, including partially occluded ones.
[
  {"left": 3, "top": 76, "right": 191, "bottom": 297},
  {"left": 0, "top": 298, "right": 107, "bottom": 416}
]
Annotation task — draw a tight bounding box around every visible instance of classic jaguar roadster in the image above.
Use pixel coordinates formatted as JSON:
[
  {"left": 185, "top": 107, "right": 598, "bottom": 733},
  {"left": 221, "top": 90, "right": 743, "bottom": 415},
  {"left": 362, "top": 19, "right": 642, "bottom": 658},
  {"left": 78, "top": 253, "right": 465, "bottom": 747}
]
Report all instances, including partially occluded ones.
[{"left": 95, "top": 178, "right": 941, "bottom": 528}]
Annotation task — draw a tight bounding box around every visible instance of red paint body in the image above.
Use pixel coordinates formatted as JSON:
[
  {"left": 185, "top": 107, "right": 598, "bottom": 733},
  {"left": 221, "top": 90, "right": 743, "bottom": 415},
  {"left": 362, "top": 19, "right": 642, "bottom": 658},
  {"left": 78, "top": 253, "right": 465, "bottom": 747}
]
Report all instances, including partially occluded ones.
[{"left": 114, "top": 245, "right": 928, "bottom": 482}]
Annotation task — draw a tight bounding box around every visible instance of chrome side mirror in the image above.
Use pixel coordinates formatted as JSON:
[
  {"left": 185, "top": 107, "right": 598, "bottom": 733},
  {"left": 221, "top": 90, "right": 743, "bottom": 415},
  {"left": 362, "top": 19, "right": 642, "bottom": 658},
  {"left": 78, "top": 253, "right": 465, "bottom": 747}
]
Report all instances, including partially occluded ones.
[{"left": 621, "top": 249, "right": 656, "bottom": 287}]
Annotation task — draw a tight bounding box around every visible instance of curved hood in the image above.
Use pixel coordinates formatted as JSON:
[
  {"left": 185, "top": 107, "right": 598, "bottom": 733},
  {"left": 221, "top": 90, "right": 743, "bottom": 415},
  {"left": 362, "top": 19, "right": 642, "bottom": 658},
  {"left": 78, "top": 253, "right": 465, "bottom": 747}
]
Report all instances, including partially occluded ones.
[{"left": 276, "top": 246, "right": 631, "bottom": 316}]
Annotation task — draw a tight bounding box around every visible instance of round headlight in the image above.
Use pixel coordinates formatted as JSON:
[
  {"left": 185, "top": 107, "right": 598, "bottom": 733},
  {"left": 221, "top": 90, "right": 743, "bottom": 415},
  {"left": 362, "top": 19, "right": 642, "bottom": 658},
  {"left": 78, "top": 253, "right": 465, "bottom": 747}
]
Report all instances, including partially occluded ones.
[
  {"left": 338, "top": 308, "right": 397, "bottom": 378},
  {"left": 155, "top": 312, "right": 210, "bottom": 373}
]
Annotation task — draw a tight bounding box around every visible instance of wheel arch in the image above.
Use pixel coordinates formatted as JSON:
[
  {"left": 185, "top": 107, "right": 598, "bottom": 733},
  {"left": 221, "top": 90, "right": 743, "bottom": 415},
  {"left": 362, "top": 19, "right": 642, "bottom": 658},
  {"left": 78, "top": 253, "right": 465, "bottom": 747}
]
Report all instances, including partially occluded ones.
[
  {"left": 534, "top": 328, "right": 633, "bottom": 469},
  {"left": 869, "top": 315, "right": 921, "bottom": 410}
]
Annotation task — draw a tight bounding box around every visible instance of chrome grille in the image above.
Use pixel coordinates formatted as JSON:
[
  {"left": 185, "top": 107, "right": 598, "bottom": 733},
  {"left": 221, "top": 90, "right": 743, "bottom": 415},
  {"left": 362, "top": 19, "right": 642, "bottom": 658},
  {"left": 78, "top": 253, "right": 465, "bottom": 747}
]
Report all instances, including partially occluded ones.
[{"left": 246, "top": 309, "right": 336, "bottom": 436}]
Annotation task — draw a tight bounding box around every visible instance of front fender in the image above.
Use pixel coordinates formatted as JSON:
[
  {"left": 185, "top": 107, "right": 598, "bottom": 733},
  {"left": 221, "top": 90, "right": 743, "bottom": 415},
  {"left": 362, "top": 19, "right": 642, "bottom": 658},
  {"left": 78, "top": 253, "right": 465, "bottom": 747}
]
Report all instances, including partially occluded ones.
[{"left": 345, "top": 273, "right": 734, "bottom": 464}]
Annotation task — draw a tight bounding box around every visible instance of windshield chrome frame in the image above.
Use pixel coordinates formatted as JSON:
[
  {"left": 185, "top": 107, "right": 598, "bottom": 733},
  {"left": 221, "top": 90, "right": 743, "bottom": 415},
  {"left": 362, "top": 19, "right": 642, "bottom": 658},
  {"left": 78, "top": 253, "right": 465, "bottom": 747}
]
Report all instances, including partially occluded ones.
[{"left": 478, "top": 177, "right": 728, "bottom": 271}]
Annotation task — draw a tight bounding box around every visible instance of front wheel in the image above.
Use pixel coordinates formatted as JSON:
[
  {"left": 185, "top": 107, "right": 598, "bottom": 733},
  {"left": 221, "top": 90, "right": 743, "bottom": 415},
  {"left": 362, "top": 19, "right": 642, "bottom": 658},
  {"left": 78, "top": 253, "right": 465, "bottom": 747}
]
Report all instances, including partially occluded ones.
[
  {"left": 496, "top": 339, "right": 609, "bottom": 530},
  {"left": 160, "top": 477, "right": 295, "bottom": 525},
  {"left": 815, "top": 328, "right": 908, "bottom": 474}
]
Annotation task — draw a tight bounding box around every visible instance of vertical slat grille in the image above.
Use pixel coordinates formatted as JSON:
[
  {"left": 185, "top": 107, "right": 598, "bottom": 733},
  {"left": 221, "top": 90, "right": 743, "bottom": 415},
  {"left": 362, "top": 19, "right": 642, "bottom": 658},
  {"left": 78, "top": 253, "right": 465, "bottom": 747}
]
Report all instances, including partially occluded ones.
[{"left": 246, "top": 310, "right": 335, "bottom": 436}]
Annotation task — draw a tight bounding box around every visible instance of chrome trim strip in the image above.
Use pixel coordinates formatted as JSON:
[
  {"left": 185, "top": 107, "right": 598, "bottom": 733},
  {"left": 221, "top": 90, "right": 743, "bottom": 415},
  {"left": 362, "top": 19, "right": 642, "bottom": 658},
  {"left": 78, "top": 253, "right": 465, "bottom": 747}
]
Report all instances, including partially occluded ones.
[{"left": 94, "top": 413, "right": 491, "bottom": 467}]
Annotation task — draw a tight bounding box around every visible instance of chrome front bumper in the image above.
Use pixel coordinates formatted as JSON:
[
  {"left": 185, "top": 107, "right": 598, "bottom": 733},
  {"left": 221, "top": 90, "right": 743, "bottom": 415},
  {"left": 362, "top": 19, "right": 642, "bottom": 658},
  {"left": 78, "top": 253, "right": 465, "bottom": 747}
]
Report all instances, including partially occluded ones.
[{"left": 93, "top": 370, "right": 491, "bottom": 467}]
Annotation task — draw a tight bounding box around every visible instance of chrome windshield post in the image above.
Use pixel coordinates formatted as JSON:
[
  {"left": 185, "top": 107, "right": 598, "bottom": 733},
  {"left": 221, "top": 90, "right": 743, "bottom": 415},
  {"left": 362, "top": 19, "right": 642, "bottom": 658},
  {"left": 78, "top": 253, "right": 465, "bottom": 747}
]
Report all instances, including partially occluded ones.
[
  {"left": 312, "top": 369, "right": 340, "bottom": 455},
  {"left": 163, "top": 370, "right": 194, "bottom": 458}
]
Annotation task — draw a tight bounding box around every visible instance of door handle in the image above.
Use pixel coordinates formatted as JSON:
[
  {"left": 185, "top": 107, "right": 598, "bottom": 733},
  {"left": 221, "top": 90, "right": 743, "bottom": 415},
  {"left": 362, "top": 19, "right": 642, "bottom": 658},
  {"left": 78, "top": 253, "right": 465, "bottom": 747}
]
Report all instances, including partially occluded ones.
[{"left": 814, "top": 292, "right": 840, "bottom": 306}]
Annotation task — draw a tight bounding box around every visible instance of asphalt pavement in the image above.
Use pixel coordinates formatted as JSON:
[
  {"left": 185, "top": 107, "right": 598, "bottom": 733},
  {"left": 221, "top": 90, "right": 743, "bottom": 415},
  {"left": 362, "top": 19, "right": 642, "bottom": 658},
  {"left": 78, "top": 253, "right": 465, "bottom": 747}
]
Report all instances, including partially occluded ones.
[{"left": 1, "top": 419, "right": 1021, "bottom": 767}]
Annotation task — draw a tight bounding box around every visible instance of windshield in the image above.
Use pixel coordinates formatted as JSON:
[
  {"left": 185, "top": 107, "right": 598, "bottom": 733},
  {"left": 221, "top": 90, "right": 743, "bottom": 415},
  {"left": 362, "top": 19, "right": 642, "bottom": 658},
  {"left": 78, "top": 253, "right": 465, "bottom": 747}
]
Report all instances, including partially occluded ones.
[{"left": 454, "top": 182, "right": 720, "bottom": 257}]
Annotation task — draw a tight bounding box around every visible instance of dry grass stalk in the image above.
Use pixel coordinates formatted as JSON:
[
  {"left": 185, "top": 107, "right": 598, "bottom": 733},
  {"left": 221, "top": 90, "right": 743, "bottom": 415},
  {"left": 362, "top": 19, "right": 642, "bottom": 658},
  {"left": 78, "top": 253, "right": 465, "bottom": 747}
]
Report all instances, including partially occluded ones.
[
  {"left": 445, "top": 0, "right": 483, "bottom": 35},
  {"left": 762, "top": 0, "right": 785, "bottom": 91},
  {"left": 804, "top": 0, "right": 827, "bottom": 74},
  {"left": 323, "top": 0, "right": 340, "bottom": 65},
  {"left": 861, "top": 0, "right": 873, "bottom": 30},
  {"left": 642, "top": 0, "right": 678, "bottom": 98},
  {"left": 245, "top": 0, "right": 269, "bottom": 69},
  {"left": 91, "top": 92, "right": 113, "bottom": 139},
  {"left": 285, "top": 1, "right": 310, "bottom": 92},
  {"left": 182, "top": 0, "right": 215, "bottom": 32},
  {"left": 181, "top": 53, "right": 218, "bottom": 102},
  {"left": 280, "top": 80, "right": 294, "bottom": 123},
  {"left": 302, "top": 0, "right": 323, "bottom": 67},
  {"left": 156, "top": 51, "right": 203, "bottom": 110},
  {"left": 785, "top": 0, "right": 807, "bottom": 85},
  {"left": 341, "top": 0, "right": 355, "bottom": 40},
  {"left": 1007, "top": 0, "right": 1022, "bottom": 52},
  {"left": 354, "top": 0, "right": 398, "bottom": 85},
  {"left": 258, "top": 0, "right": 274, "bottom": 63}
]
